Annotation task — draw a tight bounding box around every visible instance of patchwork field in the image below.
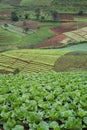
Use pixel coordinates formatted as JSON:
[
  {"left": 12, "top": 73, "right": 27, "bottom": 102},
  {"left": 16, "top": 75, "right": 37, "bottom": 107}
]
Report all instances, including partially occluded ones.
[
  {"left": 0, "top": 22, "right": 60, "bottom": 48},
  {"left": 0, "top": 1, "right": 87, "bottom": 130},
  {"left": 1, "top": 21, "right": 87, "bottom": 49},
  {"left": 64, "top": 26, "right": 87, "bottom": 43},
  {"left": 0, "top": 44, "right": 87, "bottom": 74},
  {"left": 35, "top": 22, "right": 87, "bottom": 48}
]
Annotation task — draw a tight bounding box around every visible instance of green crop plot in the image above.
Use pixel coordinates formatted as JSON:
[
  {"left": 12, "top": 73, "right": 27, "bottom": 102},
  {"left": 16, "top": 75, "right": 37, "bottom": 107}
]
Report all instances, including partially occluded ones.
[
  {"left": 0, "top": 22, "right": 60, "bottom": 48},
  {"left": 0, "top": 27, "right": 21, "bottom": 46},
  {"left": 19, "top": 22, "right": 60, "bottom": 47},
  {"left": 21, "top": 0, "right": 51, "bottom": 6},
  {"left": 0, "top": 3, "right": 13, "bottom": 10},
  {"left": 0, "top": 71, "right": 87, "bottom": 130},
  {"left": 60, "top": 43, "right": 87, "bottom": 51},
  {"left": 0, "top": 49, "right": 67, "bottom": 73},
  {"left": 20, "top": 27, "right": 55, "bottom": 47},
  {"left": 75, "top": 17, "right": 87, "bottom": 22}
]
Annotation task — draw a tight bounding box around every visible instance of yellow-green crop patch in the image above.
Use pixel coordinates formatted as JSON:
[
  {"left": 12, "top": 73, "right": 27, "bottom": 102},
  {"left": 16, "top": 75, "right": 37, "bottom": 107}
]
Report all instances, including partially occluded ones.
[{"left": 0, "top": 49, "right": 68, "bottom": 73}]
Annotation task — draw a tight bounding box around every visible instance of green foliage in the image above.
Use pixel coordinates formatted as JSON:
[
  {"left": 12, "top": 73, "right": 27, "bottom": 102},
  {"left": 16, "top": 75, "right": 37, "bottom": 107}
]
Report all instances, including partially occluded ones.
[
  {"left": 23, "top": 27, "right": 29, "bottom": 34},
  {"left": 35, "top": 8, "right": 41, "bottom": 20},
  {"left": 12, "top": 125, "right": 24, "bottom": 130},
  {"left": 0, "top": 3, "right": 13, "bottom": 9},
  {"left": 78, "top": 10, "right": 84, "bottom": 15},
  {"left": 51, "top": 10, "right": 58, "bottom": 21},
  {"left": 37, "top": 121, "right": 49, "bottom": 130},
  {"left": 4, "top": 23, "right": 8, "bottom": 28},
  {"left": 11, "top": 12, "right": 19, "bottom": 22},
  {"left": 24, "top": 13, "right": 29, "bottom": 19},
  {"left": 0, "top": 72, "right": 87, "bottom": 129},
  {"left": 13, "top": 68, "right": 20, "bottom": 75}
]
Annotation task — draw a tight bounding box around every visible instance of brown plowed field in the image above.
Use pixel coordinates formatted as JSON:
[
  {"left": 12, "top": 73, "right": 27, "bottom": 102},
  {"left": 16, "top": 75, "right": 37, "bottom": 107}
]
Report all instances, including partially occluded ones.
[
  {"left": 51, "top": 21, "right": 87, "bottom": 34},
  {"left": 58, "top": 14, "right": 87, "bottom": 21},
  {"left": 0, "top": 10, "right": 11, "bottom": 16},
  {"left": 54, "top": 51, "right": 87, "bottom": 72},
  {"left": 51, "top": 26, "right": 76, "bottom": 34},
  {"left": 18, "top": 20, "right": 38, "bottom": 30}
]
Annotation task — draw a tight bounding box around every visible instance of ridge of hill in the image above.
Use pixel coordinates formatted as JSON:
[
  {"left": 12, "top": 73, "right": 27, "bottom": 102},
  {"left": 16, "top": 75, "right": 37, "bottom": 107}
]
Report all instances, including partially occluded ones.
[
  {"left": 0, "top": 0, "right": 87, "bottom": 13},
  {"left": 0, "top": 0, "right": 21, "bottom": 5}
]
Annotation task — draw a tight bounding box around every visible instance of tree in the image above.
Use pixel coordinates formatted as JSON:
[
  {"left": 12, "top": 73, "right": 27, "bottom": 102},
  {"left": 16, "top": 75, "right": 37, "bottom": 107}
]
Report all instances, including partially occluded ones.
[
  {"left": 35, "top": 8, "right": 41, "bottom": 20},
  {"left": 4, "top": 23, "right": 8, "bottom": 30},
  {"left": 24, "top": 28, "right": 29, "bottom": 34},
  {"left": 78, "top": 10, "right": 83, "bottom": 15},
  {"left": 25, "top": 14, "right": 29, "bottom": 19},
  {"left": 51, "top": 10, "right": 58, "bottom": 21},
  {"left": 13, "top": 68, "right": 20, "bottom": 75},
  {"left": 11, "top": 12, "right": 19, "bottom": 21},
  {"left": 40, "top": 16, "right": 45, "bottom": 21}
]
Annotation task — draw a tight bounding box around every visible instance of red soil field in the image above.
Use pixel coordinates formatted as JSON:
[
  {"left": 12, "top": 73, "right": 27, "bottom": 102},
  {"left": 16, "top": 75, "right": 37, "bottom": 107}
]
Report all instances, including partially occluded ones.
[
  {"left": 51, "top": 26, "right": 76, "bottom": 34},
  {"left": 58, "top": 14, "right": 75, "bottom": 21},
  {"left": 18, "top": 20, "right": 38, "bottom": 30},
  {"left": 35, "top": 34, "right": 67, "bottom": 48},
  {"left": 51, "top": 21, "right": 87, "bottom": 34},
  {"left": 0, "top": 10, "right": 11, "bottom": 16},
  {"left": 58, "top": 14, "right": 87, "bottom": 21},
  {"left": 35, "top": 20, "right": 87, "bottom": 48}
]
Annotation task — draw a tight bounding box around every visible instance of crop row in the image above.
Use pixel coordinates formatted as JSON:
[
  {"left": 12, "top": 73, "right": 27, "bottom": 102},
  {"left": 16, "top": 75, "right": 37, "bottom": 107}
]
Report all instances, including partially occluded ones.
[
  {"left": 0, "top": 53, "right": 55, "bottom": 73},
  {"left": 0, "top": 72, "right": 87, "bottom": 130},
  {"left": 64, "top": 32, "right": 86, "bottom": 42},
  {"left": 2, "top": 24, "right": 24, "bottom": 35}
]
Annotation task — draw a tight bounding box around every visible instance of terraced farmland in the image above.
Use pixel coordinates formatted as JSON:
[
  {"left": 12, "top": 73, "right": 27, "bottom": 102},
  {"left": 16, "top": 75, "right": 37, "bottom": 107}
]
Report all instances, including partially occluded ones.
[
  {"left": 2, "top": 24, "right": 24, "bottom": 35},
  {"left": 0, "top": 20, "right": 87, "bottom": 49},
  {"left": 35, "top": 21, "right": 87, "bottom": 48},
  {"left": 0, "top": 45, "right": 87, "bottom": 74},
  {"left": 0, "top": 50, "right": 67, "bottom": 73},
  {"left": 64, "top": 26, "right": 87, "bottom": 43}
]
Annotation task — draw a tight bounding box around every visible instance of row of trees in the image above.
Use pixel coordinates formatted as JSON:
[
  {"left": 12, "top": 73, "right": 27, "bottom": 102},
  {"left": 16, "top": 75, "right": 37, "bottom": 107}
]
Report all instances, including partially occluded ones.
[
  {"left": 11, "top": 0, "right": 84, "bottom": 22},
  {"left": 11, "top": 9, "right": 58, "bottom": 22},
  {"left": 11, "top": 12, "right": 29, "bottom": 21}
]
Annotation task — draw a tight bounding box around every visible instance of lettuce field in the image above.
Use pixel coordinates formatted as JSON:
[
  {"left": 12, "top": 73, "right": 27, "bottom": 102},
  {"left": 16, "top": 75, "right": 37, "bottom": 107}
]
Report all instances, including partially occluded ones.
[{"left": 0, "top": 72, "right": 87, "bottom": 130}]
